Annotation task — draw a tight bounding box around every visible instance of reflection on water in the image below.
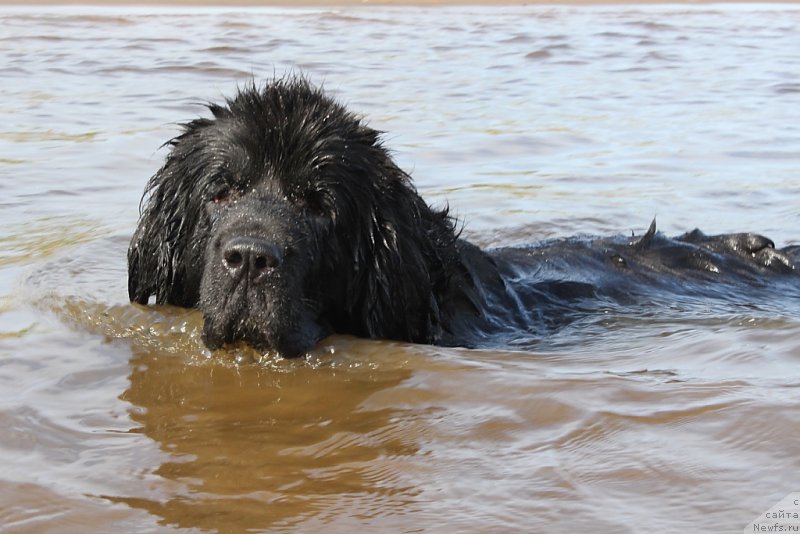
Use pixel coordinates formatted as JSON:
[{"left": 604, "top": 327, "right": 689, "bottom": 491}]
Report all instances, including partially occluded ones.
[
  {"left": 113, "top": 342, "right": 419, "bottom": 531},
  {"left": 2, "top": 4, "right": 800, "bottom": 532}
]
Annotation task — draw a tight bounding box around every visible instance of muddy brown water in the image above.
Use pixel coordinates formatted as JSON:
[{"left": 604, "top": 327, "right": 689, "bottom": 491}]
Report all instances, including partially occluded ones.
[{"left": 1, "top": 5, "right": 799, "bottom": 532}]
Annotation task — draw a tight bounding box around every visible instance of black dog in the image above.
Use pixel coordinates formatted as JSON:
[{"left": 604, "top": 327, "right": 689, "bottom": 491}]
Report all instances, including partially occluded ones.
[{"left": 128, "top": 77, "right": 799, "bottom": 357}]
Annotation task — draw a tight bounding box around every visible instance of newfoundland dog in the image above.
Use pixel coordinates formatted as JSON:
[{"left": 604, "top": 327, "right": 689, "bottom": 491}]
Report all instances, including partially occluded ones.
[{"left": 128, "top": 76, "right": 799, "bottom": 357}]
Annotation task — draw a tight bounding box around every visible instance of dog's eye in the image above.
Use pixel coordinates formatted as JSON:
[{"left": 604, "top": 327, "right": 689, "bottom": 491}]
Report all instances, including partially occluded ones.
[
  {"left": 299, "top": 196, "right": 327, "bottom": 218},
  {"left": 211, "top": 187, "right": 232, "bottom": 204}
]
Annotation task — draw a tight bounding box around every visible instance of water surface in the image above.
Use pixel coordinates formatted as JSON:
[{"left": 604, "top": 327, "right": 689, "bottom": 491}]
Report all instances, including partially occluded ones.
[{"left": 1, "top": 5, "right": 799, "bottom": 532}]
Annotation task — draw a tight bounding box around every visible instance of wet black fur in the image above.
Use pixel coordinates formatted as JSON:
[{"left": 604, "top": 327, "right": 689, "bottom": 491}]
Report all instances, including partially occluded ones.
[{"left": 129, "top": 76, "right": 800, "bottom": 356}]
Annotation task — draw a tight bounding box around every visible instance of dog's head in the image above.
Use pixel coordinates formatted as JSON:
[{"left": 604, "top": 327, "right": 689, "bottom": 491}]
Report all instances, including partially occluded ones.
[{"left": 128, "top": 77, "right": 460, "bottom": 356}]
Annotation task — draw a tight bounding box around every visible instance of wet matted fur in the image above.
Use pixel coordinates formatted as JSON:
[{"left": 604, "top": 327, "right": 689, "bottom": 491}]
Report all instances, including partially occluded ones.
[{"left": 128, "top": 77, "right": 799, "bottom": 357}]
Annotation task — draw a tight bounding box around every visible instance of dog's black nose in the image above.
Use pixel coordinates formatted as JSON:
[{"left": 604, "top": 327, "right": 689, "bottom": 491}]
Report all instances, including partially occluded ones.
[{"left": 222, "top": 237, "right": 283, "bottom": 281}]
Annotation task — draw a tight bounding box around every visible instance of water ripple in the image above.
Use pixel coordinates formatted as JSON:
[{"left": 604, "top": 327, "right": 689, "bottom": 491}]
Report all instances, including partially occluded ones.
[{"left": 2, "top": 5, "right": 800, "bottom": 533}]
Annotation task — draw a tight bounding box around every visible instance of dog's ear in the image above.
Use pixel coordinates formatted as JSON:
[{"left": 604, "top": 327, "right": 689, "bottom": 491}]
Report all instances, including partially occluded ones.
[
  {"left": 127, "top": 162, "right": 191, "bottom": 306},
  {"left": 128, "top": 123, "right": 210, "bottom": 307},
  {"left": 341, "top": 149, "right": 461, "bottom": 344}
]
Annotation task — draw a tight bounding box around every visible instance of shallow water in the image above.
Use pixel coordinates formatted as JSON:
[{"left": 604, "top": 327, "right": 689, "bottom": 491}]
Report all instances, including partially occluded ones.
[{"left": 1, "top": 4, "right": 799, "bottom": 532}]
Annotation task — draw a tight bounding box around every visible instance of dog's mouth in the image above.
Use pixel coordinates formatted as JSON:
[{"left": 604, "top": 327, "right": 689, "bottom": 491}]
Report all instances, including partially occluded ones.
[
  {"left": 200, "top": 309, "right": 329, "bottom": 358},
  {"left": 199, "top": 281, "right": 330, "bottom": 358}
]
